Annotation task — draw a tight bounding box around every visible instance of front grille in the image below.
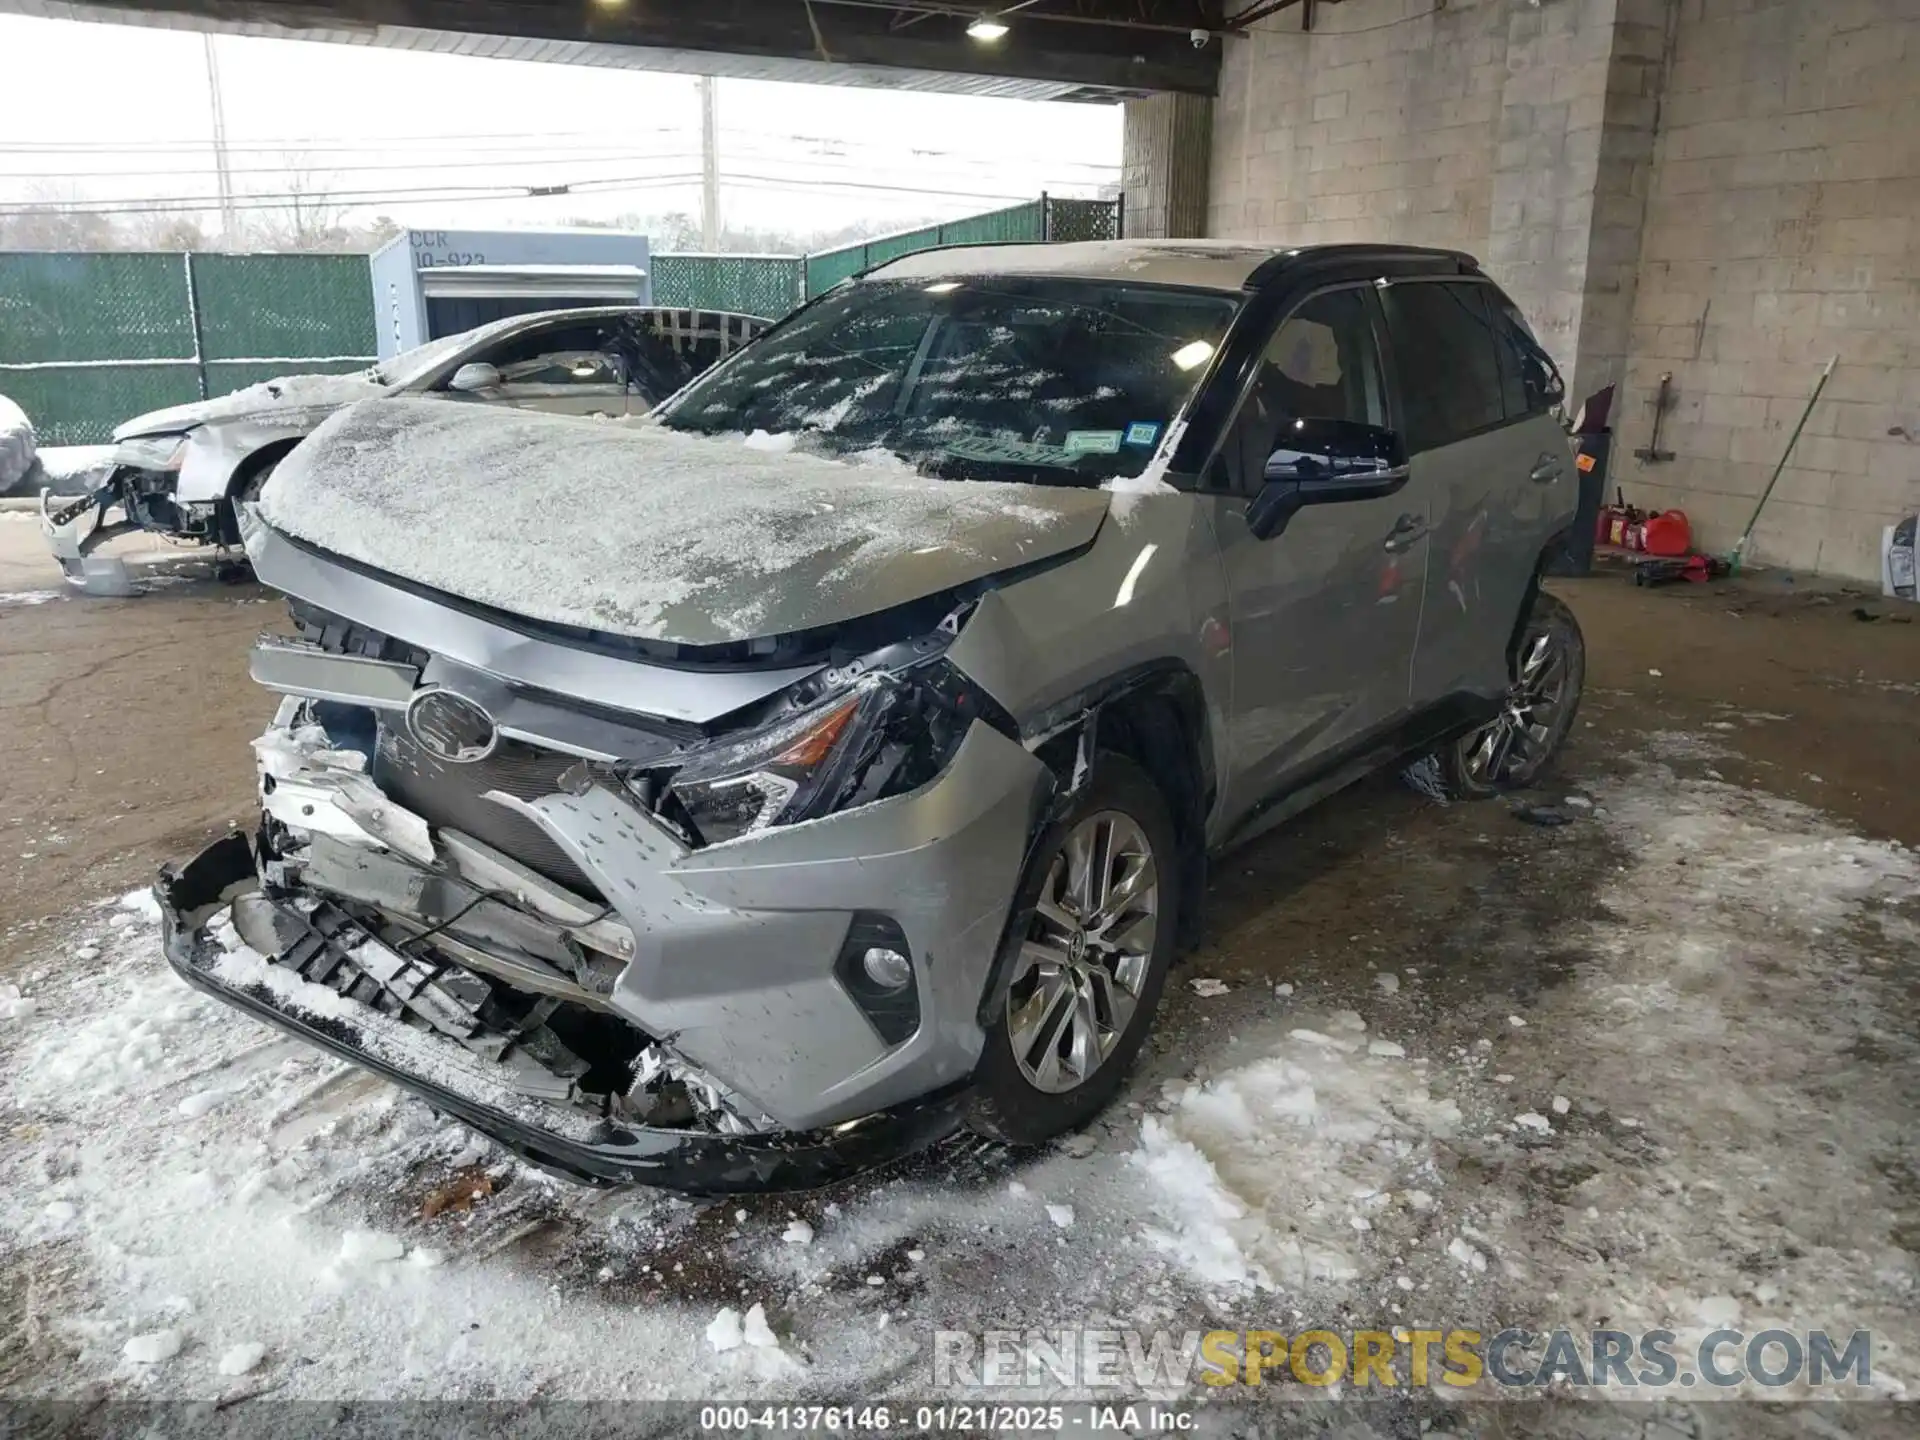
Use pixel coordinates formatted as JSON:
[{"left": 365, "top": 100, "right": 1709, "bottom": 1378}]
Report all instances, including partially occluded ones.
[{"left": 374, "top": 722, "right": 603, "bottom": 900}]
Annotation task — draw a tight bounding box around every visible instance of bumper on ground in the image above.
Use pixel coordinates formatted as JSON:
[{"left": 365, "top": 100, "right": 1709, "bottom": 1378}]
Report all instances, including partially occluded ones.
[
  {"left": 155, "top": 833, "right": 974, "bottom": 1193},
  {"left": 39, "top": 479, "right": 142, "bottom": 596}
]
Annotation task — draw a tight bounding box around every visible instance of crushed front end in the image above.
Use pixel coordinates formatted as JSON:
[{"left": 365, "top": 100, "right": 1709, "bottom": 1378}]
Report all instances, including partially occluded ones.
[
  {"left": 41, "top": 434, "right": 229, "bottom": 595},
  {"left": 158, "top": 524, "right": 1053, "bottom": 1192}
]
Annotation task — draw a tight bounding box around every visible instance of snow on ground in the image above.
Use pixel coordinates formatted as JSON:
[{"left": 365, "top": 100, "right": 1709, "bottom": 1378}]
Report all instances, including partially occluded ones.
[{"left": 1, "top": 740, "right": 1915, "bottom": 1422}]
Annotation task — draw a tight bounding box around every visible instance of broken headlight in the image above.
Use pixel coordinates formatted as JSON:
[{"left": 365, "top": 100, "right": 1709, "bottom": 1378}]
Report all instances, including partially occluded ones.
[
  {"left": 112, "top": 433, "right": 190, "bottom": 473},
  {"left": 659, "top": 663, "right": 978, "bottom": 847}
]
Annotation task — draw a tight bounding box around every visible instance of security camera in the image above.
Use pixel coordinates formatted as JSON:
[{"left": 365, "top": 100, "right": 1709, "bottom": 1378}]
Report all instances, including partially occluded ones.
[{"left": 1190, "top": 27, "right": 1210, "bottom": 47}]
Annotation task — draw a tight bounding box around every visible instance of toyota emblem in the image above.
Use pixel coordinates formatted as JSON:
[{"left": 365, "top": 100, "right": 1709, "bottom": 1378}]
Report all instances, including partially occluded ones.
[{"left": 405, "top": 688, "right": 499, "bottom": 764}]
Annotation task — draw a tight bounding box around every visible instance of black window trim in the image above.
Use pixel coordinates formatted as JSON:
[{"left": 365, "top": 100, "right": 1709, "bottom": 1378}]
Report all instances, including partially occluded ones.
[
  {"left": 1374, "top": 273, "right": 1540, "bottom": 453},
  {"left": 1195, "top": 278, "right": 1400, "bottom": 497}
]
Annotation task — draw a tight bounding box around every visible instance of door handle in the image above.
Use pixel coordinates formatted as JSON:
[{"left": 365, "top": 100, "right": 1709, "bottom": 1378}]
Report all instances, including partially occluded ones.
[
  {"left": 1382, "top": 514, "right": 1427, "bottom": 553},
  {"left": 1530, "top": 454, "right": 1564, "bottom": 484}
]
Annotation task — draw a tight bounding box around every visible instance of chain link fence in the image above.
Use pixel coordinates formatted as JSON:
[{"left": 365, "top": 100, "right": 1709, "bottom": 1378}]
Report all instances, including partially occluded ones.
[
  {"left": 0, "top": 252, "right": 378, "bottom": 444},
  {"left": 650, "top": 253, "right": 806, "bottom": 319},
  {"left": 1, "top": 197, "right": 1122, "bottom": 444}
]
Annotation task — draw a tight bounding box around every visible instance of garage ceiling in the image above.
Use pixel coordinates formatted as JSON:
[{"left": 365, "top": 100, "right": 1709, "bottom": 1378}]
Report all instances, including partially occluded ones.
[{"left": 0, "top": 0, "right": 1225, "bottom": 99}]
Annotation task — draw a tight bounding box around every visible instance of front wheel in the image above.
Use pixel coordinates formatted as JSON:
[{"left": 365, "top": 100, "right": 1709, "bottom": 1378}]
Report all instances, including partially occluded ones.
[
  {"left": 1439, "top": 588, "right": 1586, "bottom": 798},
  {"left": 967, "top": 755, "right": 1181, "bottom": 1145}
]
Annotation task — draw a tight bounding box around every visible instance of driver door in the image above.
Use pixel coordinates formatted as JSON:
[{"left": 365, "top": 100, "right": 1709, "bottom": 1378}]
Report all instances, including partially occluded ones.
[{"left": 1205, "top": 285, "right": 1429, "bottom": 828}]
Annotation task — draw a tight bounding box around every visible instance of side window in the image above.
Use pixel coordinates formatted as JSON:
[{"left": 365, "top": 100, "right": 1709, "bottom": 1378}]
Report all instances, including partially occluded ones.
[
  {"left": 1378, "top": 281, "right": 1505, "bottom": 451},
  {"left": 469, "top": 324, "right": 625, "bottom": 388},
  {"left": 1232, "top": 288, "right": 1386, "bottom": 491},
  {"left": 1485, "top": 289, "right": 1566, "bottom": 418}
]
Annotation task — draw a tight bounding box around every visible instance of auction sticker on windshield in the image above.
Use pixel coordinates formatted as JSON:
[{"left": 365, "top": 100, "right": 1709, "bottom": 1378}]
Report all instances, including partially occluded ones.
[
  {"left": 1066, "top": 430, "right": 1124, "bottom": 455},
  {"left": 1124, "top": 422, "right": 1162, "bottom": 448}
]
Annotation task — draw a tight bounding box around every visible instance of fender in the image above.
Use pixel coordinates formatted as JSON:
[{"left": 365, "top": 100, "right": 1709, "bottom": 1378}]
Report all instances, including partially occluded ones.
[{"left": 175, "top": 409, "right": 329, "bottom": 504}]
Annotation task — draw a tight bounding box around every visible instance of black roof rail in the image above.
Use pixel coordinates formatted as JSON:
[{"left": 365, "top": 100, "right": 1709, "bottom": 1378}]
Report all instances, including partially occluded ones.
[{"left": 1244, "top": 243, "right": 1481, "bottom": 289}]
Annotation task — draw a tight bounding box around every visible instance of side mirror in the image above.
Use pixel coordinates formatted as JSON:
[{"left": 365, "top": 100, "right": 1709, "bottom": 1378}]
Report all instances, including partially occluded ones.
[
  {"left": 447, "top": 362, "right": 501, "bottom": 394},
  {"left": 1248, "top": 417, "right": 1409, "bottom": 540}
]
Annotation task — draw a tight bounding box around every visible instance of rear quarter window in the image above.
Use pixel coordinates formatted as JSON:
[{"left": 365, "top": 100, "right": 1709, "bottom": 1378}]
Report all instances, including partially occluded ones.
[
  {"left": 1379, "top": 281, "right": 1506, "bottom": 452},
  {"left": 1485, "top": 287, "right": 1566, "bottom": 418}
]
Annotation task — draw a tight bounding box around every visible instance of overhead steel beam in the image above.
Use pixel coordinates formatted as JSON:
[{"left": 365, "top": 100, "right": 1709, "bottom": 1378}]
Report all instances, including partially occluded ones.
[{"left": 1, "top": 0, "right": 1224, "bottom": 98}]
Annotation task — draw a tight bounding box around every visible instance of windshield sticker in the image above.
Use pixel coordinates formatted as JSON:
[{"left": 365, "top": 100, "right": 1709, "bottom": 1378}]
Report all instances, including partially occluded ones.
[
  {"left": 941, "top": 433, "right": 1078, "bottom": 467},
  {"left": 1123, "top": 422, "right": 1162, "bottom": 449},
  {"left": 1065, "top": 430, "right": 1124, "bottom": 456}
]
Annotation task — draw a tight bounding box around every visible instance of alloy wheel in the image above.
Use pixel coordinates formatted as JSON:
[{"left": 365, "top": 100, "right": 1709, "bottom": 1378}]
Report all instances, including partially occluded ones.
[
  {"left": 1462, "top": 617, "right": 1575, "bottom": 787},
  {"left": 1004, "top": 811, "right": 1160, "bottom": 1095}
]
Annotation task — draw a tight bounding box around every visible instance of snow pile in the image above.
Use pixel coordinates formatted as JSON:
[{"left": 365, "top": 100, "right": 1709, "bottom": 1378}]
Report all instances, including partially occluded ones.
[
  {"left": 0, "top": 391, "right": 36, "bottom": 492},
  {"left": 706, "top": 1303, "right": 804, "bottom": 1378},
  {"left": 1128, "top": 1013, "right": 1458, "bottom": 1291},
  {"left": 123, "top": 1329, "right": 183, "bottom": 1365},
  {"left": 258, "top": 399, "right": 1106, "bottom": 646},
  {"left": 217, "top": 1342, "right": 267, "bottom": 1377},
  {"left": 34, "top": 444, "right": 118, "bottom": 495}
]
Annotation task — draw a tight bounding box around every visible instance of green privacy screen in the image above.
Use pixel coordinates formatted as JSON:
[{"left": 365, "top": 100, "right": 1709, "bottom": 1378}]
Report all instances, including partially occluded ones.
[
  {"left": 191, "top": 254, "right": 378, "bottom": 362},
  {"left": 804, "top": 201, "right": 1049, "bottom": 297},
  {"left": 0, "top": 250, "right": 378, "bottom": 444},
  {"left": 0, "top": 252, "right": 194, "bottom": 365},
  {"left": 650, "top": 254, "right": 806, "bottom": 319}
]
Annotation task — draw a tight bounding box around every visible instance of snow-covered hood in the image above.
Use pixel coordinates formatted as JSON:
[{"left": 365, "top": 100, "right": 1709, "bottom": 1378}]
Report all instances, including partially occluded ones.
[
  {"left": 257, "top": 398, "right": 1110, "bottom": 647},
  {"left": 113, "top": 371, "right": 389, "bottom": 441}
]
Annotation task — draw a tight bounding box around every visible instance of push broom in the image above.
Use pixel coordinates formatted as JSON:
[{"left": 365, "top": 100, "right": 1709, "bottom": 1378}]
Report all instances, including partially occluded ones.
[{"left": 1727, "top": 355, "right": 1837, "bottom": 576}]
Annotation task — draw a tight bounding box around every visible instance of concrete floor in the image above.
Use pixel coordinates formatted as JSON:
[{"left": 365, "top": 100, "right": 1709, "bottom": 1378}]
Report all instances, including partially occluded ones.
[{"left": 2, "top": 517, "right": 1917, "bottom": 1429}]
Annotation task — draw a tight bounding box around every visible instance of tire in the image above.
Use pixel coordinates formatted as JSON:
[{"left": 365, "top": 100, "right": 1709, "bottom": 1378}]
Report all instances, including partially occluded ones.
[
  {"left": 967, "top": 754, "right": 1182, "bottom": 1145},
  {"left": 1438, "top": 588, "right": 1586, "bottom": 799},
  {"left": 219, "top": 459, "right": 278, "bottom": 547}
]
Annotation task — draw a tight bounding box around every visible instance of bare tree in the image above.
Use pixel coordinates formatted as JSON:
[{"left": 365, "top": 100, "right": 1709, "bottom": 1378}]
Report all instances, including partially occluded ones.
[
  {"left": 244, "top": 152, "right": 348, "bottom": 251},
  {"left": 0, "top": 182, "right": 118, "bottom": 250}
]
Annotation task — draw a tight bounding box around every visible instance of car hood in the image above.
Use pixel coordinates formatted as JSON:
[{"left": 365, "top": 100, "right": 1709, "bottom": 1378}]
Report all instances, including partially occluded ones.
[
  {"left": 113, "top": 371, "right": 390, "bottom": 441},
  {"left": 256, "top": 398, "right": 1112, "bottom": 648}
]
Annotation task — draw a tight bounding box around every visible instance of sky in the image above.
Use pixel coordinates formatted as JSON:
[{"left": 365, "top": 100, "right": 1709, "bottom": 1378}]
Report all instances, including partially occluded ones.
[{"left": 0, "top": 13, "right": 1122, "bottom": 242}]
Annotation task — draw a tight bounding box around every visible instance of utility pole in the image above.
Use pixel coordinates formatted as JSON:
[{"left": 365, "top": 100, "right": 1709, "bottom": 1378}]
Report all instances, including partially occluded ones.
[
  {"left": 699, "top": 76, "right": 721, "bottom": 250},
  {"left": 203, "top": 35, "right": 237, "bottom": 244}
]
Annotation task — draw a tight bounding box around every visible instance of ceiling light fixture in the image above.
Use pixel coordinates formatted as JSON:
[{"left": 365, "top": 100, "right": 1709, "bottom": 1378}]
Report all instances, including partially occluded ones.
[{"left": 967, "top": 14, "right": 1011, "bottom": 41}]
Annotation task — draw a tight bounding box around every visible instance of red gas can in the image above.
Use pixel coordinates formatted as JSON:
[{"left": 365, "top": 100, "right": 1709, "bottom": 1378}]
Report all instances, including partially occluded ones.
[{"left": 1640, "top": 510, "right": 1692, "bottom": 557}]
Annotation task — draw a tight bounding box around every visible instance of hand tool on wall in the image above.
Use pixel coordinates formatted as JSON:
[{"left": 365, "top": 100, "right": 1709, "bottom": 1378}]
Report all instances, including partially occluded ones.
[{"left": 1728, "top": 356, "right": 1837, "bottom": 576}]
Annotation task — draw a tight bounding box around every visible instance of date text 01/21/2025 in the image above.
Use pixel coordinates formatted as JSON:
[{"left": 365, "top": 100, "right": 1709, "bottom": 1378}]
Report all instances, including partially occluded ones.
[{"left": 697, "top": 1404, "right": 1195, "bottom": 1431}]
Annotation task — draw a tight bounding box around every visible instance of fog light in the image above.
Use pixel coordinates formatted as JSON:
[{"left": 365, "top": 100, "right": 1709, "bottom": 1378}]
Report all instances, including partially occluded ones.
[
  {"left": 861, "top": 946, "right": 912, "bottom": 992},
  {"left": 835, "top": 914, "right": 919, "bottom": 1046}
]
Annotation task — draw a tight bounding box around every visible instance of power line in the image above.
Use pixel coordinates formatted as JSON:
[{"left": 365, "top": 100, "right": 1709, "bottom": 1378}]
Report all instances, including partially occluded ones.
[{"left": 0, "top": 168, "right": 1080, "bottom": 221}]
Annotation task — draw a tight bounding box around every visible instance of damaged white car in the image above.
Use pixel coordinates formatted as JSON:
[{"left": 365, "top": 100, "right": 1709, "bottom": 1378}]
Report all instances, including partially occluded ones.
[{"left": 39, "top": 306, "right": 767, "bottom": 594}]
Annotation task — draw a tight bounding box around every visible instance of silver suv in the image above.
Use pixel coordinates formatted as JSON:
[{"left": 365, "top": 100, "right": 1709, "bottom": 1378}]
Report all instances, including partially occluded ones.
[{"left": 158, "top": 241, "right": 1583, "bottom": 1192}]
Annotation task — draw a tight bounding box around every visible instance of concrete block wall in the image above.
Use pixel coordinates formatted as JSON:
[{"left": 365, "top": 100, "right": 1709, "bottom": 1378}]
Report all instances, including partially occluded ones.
[
  {"left": 1207, "top": 0, "right": 1511, "bottom": 252},
  {"left": 1123, "top": 92, "right": 1215, "bottom": 239},
  {"left": 1196, "top": 0, "right": 1918, "bottom": 581},
  {"left": 1614, "top": 0, "right": 1920, "bottom": 579}
]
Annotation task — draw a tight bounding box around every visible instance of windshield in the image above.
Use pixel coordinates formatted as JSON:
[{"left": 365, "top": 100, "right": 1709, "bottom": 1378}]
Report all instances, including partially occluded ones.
[{"left": 652, "top": 277, "right": 1239, "bottom": 486}]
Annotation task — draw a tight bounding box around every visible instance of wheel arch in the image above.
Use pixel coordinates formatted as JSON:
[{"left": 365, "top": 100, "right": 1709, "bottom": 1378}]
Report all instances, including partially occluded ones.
[
  {"left": 227, "top": 436, "right": 303, "bottom": 499},
  {"left": 1028, "top": 661, "right": 1213, "bottom": 955}
]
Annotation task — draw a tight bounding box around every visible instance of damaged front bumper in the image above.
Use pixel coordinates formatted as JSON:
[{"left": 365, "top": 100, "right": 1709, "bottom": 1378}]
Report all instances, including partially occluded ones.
[
  {"left": 40, "top": 479, "right": 147, "bottom": 596},
  {"left": 156, "top": 834, "right": 974, "bottom": 1192},
  {"left": 40, "top": 468, "right": 227, "bottom": 596},
  {"left": 155, "top": 656, "right": 1051, "bottom": 1191}
]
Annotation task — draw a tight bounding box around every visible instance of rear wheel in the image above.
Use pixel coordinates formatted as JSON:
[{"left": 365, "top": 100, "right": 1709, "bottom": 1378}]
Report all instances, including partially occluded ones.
[
  {"left": 967, "top": 756, "right": 1180, "bottom": 1145},
  {"left": 1439, "top": 589, "right": 1585, "bottom": 799}
]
